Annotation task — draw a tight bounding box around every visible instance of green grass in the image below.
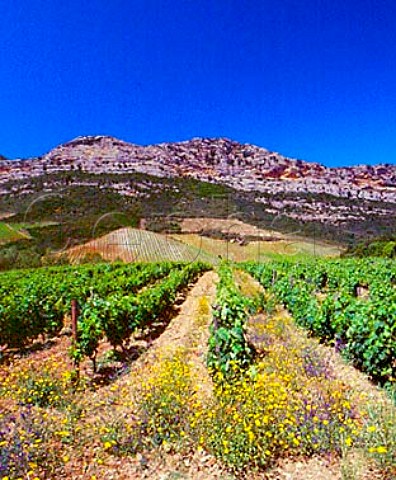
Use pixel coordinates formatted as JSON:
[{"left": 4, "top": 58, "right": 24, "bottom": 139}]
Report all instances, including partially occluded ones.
[
  {"left": 0, "top": 222, "right": 29, "bottom": 244},
  {"left": 171, "top": 233, "right": 341, "bottom": 262},
  {"left": 12, "top": 221, "right": 59, "bottom": 230}
]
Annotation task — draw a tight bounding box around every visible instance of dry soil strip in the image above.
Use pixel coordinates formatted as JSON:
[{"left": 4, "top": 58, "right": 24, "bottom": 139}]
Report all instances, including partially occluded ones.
[{"left": 74, "top": 271, "right": 230, "bottom": 480}]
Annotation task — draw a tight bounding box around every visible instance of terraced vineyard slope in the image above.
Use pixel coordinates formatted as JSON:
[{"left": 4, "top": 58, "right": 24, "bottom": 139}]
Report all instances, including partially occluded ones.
[{"left": 66, "top": 227, "right": 218, "bottom": 265}]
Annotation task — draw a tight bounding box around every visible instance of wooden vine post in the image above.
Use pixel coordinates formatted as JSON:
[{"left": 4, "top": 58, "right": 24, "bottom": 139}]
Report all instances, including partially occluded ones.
[{"left": 71, "top": 299, "right": 80, "bottom": 380}]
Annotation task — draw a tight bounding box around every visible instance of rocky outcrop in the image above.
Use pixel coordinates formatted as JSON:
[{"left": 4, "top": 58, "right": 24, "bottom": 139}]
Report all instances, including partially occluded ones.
[{"left": 1, "top": 135, "right": 395, "bottom": 228}]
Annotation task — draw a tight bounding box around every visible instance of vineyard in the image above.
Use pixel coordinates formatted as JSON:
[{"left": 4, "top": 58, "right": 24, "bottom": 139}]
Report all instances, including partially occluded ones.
[
  {"left": 66, "top": 227, "right": 218, "bottom": 265},
  {"left": 0, "top": 261, "right": 209, "bottom": 363},
  {"left": 0, "top": 257, "right": 395, "bottom": 479},
  {"left": 242, "top": 258, "right": 396, "bottom": 389}
]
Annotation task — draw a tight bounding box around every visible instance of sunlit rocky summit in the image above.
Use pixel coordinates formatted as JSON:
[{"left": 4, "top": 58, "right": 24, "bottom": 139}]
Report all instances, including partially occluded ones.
[{"left": 1, "top": 135, "right": 395, "bottom": 228}]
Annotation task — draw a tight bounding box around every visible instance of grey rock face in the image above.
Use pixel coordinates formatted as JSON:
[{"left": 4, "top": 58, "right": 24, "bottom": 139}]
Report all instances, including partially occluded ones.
[{"left": 1, "top": 135, "right": 395, "bottom": 227}]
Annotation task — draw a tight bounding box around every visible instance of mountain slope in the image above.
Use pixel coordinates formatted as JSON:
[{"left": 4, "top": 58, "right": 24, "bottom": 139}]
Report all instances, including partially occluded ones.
[
  {"left": 66, "top": 227, "right": 218, "bottom": 264},
  {"left": 0, "top": 136, "right": 395, "bottom": 243},
  {"left": 1, "top": 135, "right": 395, "bottom": 202}
]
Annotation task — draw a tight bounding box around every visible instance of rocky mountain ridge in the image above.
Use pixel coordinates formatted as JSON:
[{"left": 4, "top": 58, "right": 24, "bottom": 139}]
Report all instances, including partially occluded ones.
[
  {"left": 1, "top": 136, "right": 395, "bottom": 235},
  {"left": 1, "top": 135, "right": 395, "bottom": 203}
]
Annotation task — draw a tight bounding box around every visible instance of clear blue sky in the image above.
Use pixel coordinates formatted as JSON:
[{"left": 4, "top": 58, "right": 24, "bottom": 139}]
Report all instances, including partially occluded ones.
[{"left": 1, "top": 0, "right": 395, "bottom": 166}]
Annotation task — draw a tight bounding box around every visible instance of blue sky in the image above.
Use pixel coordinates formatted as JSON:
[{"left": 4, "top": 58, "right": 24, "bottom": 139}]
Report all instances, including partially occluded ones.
[{"left": 1, "top": 0, "right": 395, "bottom": 166}]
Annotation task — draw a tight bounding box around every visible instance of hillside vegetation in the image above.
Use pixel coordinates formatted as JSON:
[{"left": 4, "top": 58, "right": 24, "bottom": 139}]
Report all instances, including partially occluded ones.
[
  {"left": 344, "top": 236, "right": 396, "bottom": 259},
  {"left": 0, "top": 221, "right": 30, "bottom": 243}
]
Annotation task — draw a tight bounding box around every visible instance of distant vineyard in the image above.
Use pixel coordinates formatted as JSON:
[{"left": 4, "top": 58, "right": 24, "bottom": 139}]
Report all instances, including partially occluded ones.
[
  {"left": 66, "top": 227, "right": 218, "bottom": 264},
  {"left": 242, "top": 258, "right": 396, "bottom": 386}
]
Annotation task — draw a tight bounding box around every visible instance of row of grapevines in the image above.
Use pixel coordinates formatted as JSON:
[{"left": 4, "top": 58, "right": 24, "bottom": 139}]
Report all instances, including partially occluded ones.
[
  {"left": 207, "top": 263, "right": 255, "bottom": 377},
  {"left": 0, "top": 261, "right": 187, "bottom": 349},
  {"left": 72, "top": 261, "right": 210, "bottom": 369},
  {"left": 242, "top": 259, "right": 396, "bottom": 385}
]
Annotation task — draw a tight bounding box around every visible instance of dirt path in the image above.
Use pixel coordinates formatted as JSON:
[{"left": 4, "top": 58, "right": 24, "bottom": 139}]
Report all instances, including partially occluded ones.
[
  {"left": 137, "top": 270, "right": 217, "bottom": 361},
  {"left": 233, "top": 268, "right": 263, "bottom": 298},
  {"left": 71, "top": 270, "right": 231, "bottom": 480}
]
